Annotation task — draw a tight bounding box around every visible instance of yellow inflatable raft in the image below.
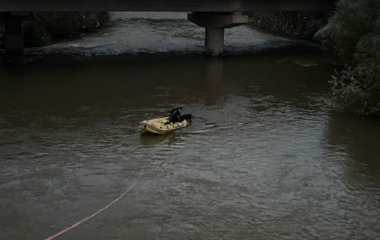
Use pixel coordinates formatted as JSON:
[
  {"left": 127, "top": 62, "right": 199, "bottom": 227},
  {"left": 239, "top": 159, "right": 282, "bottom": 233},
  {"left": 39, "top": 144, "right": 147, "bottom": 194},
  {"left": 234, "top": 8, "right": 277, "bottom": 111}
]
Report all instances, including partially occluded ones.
[{"left": 139, "top": 117, "right": 190, "bottom": 135}]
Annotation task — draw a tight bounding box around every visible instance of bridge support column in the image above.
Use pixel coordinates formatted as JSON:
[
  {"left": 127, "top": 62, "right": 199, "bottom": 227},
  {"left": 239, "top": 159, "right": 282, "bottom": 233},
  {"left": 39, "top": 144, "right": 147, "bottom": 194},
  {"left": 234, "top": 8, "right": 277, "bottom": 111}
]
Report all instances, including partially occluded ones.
[
  {"left": 205, "top": 28, "right": 224, "bottom": 56},
  {"left": 188, "top": 12, "right": 248, "bottom": 56},
  {"left": 2, "top": 12, "right": 26, "bottom": 63}
]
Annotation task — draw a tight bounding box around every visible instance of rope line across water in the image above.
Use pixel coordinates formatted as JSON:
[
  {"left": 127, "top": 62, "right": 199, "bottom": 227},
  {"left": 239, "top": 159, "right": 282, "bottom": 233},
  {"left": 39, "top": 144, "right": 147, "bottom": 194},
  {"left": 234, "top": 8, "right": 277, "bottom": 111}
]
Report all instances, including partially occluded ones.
[{"left": 44, "top": 171, "right": 143, "bottom": 240}]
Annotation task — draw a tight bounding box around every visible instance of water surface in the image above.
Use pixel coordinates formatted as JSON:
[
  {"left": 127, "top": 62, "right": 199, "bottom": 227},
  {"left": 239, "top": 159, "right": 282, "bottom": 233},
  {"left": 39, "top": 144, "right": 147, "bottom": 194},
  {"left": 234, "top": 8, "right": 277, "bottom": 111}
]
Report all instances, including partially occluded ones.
[{"left": 1, "top": 12, "right": 380, "bottom": 240}]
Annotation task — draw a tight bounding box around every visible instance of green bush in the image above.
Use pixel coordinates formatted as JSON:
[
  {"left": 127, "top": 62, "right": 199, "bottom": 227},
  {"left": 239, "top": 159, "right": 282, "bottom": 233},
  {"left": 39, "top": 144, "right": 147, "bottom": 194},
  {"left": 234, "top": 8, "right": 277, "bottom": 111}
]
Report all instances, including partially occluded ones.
[
  {"left": 323, "top": 0, "right": 379, "bottom": 62},
  {"left": 324, "top": 0, "right": 380, "bottom": 116},
  {"left": 250, "top": 12, "right": 329, "bottom": 40}
]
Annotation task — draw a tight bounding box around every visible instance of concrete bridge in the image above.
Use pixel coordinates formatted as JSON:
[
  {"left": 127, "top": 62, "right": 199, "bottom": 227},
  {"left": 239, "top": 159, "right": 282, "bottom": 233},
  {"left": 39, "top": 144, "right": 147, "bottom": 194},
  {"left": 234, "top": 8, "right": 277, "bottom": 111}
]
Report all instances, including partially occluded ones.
[{"left": 0, "top": 0, "right": 336, "bottom": 58}]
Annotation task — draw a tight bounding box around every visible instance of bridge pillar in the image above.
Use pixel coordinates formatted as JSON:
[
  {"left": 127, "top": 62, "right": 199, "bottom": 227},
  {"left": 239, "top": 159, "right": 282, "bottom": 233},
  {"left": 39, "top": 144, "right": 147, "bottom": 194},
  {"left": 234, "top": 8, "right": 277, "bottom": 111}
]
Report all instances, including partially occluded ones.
[
  {"left": 205, "top": 28, "right": 224, "bottom": 56},
  {"left": 2, "top": 12, "right": 26, "bottom": 63},
  {"left": 188, "top": 12, "right": 248, "bottom": 56}
]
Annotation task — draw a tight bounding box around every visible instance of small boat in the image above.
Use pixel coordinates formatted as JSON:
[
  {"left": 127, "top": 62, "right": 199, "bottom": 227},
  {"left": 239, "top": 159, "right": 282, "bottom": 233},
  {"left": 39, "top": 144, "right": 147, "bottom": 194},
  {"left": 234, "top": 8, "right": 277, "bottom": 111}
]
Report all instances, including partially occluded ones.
[{"left": 139, "top": 117, "right": 190, "bottom": 135}]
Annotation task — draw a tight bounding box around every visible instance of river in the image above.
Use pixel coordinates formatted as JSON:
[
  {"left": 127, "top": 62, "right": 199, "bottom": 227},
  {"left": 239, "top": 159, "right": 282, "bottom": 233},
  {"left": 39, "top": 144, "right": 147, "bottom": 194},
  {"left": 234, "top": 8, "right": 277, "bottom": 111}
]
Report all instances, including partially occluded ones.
[{"left": 1, "top": 12, "right": 380, "bottom": 240}]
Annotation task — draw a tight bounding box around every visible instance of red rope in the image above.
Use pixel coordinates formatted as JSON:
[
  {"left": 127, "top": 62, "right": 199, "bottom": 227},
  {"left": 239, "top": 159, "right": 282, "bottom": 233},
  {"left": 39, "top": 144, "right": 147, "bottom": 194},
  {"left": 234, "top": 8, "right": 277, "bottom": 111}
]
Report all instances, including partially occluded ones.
[{"left": 44, "top": 175, "right": 141, "bottom": 240}]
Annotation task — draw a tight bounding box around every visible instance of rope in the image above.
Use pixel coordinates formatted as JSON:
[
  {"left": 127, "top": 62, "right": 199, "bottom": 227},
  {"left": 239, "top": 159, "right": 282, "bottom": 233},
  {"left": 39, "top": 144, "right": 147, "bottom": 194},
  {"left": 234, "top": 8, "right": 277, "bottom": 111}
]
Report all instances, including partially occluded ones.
[{"left": 44, "top": 171, "right": 143, "bottom": 240}]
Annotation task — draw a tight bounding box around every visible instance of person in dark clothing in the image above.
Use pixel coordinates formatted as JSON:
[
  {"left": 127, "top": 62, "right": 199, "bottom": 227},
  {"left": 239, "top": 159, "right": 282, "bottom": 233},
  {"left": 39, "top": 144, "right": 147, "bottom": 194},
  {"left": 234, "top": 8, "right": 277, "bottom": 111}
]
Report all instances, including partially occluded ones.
[
  {"left": 168, "top": 106, "right": 182, "bottom": 123},
  {"left": 180, "top": 113, "right": 192, "bottom": 123}
]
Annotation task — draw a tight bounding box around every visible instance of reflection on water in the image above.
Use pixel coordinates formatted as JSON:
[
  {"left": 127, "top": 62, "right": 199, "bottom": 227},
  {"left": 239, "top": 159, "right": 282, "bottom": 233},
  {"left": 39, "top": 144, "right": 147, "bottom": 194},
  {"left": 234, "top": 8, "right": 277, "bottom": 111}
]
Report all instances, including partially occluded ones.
[
  {"left": 139, "top": 132, "right": 177, "bottom": 147},
  {"left": 326, "top": 112, "right": 380, "bottom": 183}
]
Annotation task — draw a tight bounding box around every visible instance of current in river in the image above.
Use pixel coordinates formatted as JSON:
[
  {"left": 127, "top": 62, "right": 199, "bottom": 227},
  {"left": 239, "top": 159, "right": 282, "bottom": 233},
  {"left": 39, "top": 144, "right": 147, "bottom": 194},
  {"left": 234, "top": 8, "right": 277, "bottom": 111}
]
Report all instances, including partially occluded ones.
[{"left": 1, "top": 12, "right": 380, "bottom": 240}]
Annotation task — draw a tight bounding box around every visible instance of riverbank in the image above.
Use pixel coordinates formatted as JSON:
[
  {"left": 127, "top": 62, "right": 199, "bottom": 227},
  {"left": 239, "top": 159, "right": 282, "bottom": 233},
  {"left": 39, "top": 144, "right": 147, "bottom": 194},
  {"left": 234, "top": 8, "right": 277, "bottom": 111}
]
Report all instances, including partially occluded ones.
[
  {"left": 249, "top": 12, "right": 330, "bottom": 42},
  {"left": 250, "top": 3, "right": 380, "bottom": 117},
  {"left": 0, "top": 12, "right": 110, "bottom": 48},
  {"left": 23, "top": 12, "right": 110, "bottom": 47}
]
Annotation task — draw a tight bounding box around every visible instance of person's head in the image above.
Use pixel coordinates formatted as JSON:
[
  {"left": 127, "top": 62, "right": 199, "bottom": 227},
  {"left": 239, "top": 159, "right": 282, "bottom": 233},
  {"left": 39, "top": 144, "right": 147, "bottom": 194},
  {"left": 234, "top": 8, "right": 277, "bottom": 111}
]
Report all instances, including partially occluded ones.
[{"left": 170, "top": 106, "right": 182, "bottom": 114}]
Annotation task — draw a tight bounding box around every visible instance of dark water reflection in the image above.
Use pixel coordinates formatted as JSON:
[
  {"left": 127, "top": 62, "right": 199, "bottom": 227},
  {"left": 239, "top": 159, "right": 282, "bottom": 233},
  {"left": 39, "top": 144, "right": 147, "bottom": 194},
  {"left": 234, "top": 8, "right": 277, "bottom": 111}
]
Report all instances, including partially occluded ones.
[
  {"left": 1, "top": 52, "right": 380, "bottom": 240},
  {"left": 327, "top": 113, "right": 380, "bottom": 183}
]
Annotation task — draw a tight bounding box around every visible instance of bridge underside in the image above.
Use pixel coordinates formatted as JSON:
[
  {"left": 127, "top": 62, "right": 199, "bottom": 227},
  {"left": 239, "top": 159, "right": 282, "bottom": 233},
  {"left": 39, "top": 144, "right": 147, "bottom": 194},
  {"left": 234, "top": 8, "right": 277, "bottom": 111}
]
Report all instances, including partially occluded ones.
[{"left": 0, "top": 0, "right": 335, "bottom": 12}]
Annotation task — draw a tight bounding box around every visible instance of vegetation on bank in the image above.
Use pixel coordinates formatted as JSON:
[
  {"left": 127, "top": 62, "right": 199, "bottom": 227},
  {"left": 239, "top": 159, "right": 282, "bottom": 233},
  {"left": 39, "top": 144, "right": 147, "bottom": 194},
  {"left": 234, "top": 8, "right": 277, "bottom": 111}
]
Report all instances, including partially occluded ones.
[
  {"left": 0, "top": 12, "right": 109, "bottom": 47},
  {"left": 251, "top": 1, "right": 380, "bottom": 116},
  {"left": 323, "top": 0, "right": 380, "bottom": 116},
  {"left": 249, "top": 12, "right": 329, "bottom": 41},
  {"left": 23, "top": 12, "right": 109, "bottom": 47}
]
